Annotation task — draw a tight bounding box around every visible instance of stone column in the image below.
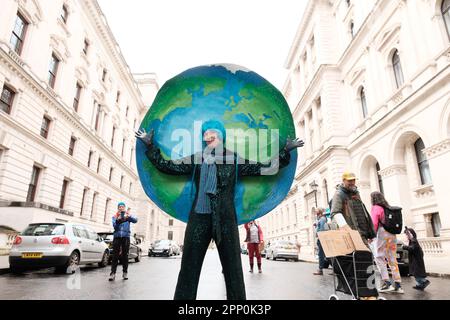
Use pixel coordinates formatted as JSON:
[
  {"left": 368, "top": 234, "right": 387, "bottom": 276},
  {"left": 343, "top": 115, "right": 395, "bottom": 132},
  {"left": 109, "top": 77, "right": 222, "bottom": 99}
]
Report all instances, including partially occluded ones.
[
  {"left": 298, "top": 120, "right": 307, "bottom": 166},
  {"left": 304, "top": 114, "right": 312, "bottom": 159},
  {"left": 424, "top": 139, "right": 450, "bottom": 239},
  {"left": 358, "top": 180, "right": 372, "bottom": 209},
  {"left": 81, "top": 189, "right": 92, "bottom": 219},
  {"left": 100, "top": 111, "right": 108, "bottom": 140},
  {"left": 90, "top": 101, "right": 98, "bottom": 128},
  {"left": 312, "top": 101, "right": 321, "bottom": 153},
  {"left": 306, "top": 41, "right": 313, "bottom": 75},
  {"left": 291, "top": 66, "right": 301, "bottom": 101},
  {"left": 99, "top": 109, "right": 106, "bottom": 137},
  {"left": 423, "top": 214, "right": 434, "bottom": 238}
]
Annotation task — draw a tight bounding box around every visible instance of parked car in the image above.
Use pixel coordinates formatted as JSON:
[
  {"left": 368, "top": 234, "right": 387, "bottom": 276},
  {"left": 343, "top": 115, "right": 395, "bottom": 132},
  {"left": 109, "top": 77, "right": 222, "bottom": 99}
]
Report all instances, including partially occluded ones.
[
  {"left": 265, "top": 240, "right": 299, "bottom": 261},
  {"left": 97, "top": 232, "right": 142, "bottom": 263},
  {"left": 9, "top": 223, "right": 109, "bottom": 274},
  {"left": 241, "top": 243, "right": 248, "bottom": 255},
  {"left": 148, "top": 240, "right": 180, "bottom": 257}
]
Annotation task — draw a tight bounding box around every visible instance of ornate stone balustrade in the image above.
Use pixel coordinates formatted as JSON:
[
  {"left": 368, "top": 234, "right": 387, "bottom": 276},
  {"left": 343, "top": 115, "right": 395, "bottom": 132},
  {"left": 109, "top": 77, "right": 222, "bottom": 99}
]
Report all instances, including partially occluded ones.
[{"left": 419, "top": 237, "right": 447, "bottom": 255}]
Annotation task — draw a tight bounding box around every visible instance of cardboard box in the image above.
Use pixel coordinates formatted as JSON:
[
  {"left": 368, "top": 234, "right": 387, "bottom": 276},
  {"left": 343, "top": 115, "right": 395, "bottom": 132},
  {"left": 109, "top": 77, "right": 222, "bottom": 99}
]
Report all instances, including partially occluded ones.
[{"left": 317, "top": 229, "right": 369, "bottom": 258}]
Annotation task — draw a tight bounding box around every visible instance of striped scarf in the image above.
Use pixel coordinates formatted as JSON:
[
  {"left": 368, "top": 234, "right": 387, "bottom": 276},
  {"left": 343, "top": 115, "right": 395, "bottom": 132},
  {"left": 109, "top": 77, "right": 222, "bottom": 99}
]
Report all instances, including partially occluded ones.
[{"left": 194, "top": 154, "right": 217, "bottom": 214}]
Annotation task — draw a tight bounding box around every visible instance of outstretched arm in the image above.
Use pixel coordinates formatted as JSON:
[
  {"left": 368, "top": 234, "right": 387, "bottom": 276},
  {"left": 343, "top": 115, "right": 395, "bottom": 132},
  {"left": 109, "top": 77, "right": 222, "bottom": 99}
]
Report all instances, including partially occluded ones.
[
  {"left": 136, "top": 129, "right": 194, "bottom": 176},
  {"left": 238, "top": 137, "right": 304, "bottom": 177}
]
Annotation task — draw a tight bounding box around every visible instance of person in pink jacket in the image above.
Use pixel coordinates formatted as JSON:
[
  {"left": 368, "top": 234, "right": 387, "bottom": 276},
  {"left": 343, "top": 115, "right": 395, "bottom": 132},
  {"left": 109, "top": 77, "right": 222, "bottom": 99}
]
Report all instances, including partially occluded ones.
[
  {"left": 370, "top": 192, "right": 403, "bottom": 294},
  {"left": 244, "top": 220, "right": 264, "bottom": 273}
]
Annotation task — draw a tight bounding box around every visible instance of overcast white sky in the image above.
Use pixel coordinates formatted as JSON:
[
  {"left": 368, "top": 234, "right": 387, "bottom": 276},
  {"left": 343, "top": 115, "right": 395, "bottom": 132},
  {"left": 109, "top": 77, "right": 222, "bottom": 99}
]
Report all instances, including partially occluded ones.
[{"left": 97, "top": 0, "right": 307, "bottom": 91}]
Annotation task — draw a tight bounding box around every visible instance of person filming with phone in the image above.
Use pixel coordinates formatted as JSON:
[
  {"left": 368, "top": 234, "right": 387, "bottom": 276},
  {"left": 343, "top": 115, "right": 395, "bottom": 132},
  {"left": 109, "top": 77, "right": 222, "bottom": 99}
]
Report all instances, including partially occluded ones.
[{"left": 109, "top": 202, "right": 138, "bottom": 281}]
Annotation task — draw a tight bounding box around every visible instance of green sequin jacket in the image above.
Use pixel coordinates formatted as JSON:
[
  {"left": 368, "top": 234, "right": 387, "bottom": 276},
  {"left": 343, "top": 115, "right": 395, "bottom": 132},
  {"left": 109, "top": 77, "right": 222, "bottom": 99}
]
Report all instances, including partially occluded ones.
[{"left": 145, "top": 143, "right": 292, "bottom": 243}]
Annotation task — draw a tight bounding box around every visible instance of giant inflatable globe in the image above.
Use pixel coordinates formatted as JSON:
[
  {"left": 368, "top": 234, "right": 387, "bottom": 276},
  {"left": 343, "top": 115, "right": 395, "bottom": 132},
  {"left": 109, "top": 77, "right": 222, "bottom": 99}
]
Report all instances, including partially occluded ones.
[{"left": 136, "top": 64, "right": 297, "bottom": 225}]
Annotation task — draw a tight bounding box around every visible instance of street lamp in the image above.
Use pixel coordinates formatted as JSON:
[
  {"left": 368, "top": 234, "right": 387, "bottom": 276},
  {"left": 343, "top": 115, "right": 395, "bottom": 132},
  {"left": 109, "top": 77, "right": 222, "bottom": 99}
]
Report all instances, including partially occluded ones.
[{"left": 310, "top": 180, "right": 319, "bottom": 208}]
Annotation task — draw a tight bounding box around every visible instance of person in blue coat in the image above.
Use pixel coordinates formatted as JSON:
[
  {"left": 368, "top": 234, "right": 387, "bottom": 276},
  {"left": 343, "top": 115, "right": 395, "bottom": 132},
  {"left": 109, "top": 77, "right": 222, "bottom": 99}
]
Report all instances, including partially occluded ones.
[{"left": 109, "top": 202, "right": 138, "bottom": 281}]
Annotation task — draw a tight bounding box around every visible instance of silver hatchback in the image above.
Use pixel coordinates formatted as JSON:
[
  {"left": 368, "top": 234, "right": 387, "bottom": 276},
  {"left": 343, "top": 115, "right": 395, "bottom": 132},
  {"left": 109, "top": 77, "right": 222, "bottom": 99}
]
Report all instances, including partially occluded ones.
[{"left": 9, "top": 222, "right": 109, "bottom": 274}]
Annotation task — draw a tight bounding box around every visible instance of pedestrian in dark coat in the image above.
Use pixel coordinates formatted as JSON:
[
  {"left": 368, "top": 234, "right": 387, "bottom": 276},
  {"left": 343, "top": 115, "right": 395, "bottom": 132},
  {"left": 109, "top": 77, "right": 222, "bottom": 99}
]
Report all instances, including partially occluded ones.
[
  {"left": 330, "top": 172, "right": 376, "bottom": 243},
  {"left": 402, "top": 227, "right": 430, "bottom": 290},
  {"left": 136, "top": 121, "right": 304, "bottom": 300}
]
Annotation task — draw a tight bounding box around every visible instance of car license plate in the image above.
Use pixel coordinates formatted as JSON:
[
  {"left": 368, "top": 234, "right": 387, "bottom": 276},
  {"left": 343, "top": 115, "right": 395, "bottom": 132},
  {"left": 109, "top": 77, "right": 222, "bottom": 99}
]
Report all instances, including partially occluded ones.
[{"left": 22, "top": 253, "right": 43, "bottom": 259}]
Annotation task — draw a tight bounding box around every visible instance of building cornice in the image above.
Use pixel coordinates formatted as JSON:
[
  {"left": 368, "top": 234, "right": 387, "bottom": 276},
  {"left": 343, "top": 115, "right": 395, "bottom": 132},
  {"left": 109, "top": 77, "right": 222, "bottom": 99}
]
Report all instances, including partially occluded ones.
[
  {"left": 378, "top": 164, "right": 407, "bottom": 178},
  {"left": 336, "top": 0, "right": 385, "bottom": 67},
  {"left": 0, "top": 114, "right": 136, "bottom": 200},
  {"left": 285, "top": 185, "right": 299, "bottom": 200},
  {"left": 0, "top": 46, "right": 138, "bottom": 180},
  {"left": 347, "top": 61, "right": 450, "bottom": 151},
  {"left": 423, "top": 139, "right": 450, "bottom": 160},
  {"left": 295, "top": 145, "right": 347, "bottom": 181},
  {"left": 292, "top": 64, "right": 341, "bottom": 117},
  {"left": 0, "top": 201, "right": 74, "bottom": 217}
]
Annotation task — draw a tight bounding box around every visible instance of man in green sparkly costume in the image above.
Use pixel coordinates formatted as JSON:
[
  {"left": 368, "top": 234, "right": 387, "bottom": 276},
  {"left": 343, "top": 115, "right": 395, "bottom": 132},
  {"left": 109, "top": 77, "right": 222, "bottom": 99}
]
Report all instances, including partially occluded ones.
[{"left": 136, "top": 120, "right": 303, "bottom": 300}]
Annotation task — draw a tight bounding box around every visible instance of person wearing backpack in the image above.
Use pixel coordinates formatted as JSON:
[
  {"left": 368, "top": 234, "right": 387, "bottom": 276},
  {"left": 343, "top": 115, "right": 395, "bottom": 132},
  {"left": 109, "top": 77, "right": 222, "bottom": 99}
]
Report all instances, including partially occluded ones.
[
  {"left": 370, "top": 191, "right": 403, "bottom": 294},
  {"left": 313, "top": 208, "right": 330, "bottom": 275}
]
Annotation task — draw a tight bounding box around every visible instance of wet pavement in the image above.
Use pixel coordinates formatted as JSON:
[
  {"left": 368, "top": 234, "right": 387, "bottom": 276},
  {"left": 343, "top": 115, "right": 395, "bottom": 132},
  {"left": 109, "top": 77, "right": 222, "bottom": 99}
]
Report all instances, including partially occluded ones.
[{"left": 1, "top": 249, "right": 449, "bottom": 300}]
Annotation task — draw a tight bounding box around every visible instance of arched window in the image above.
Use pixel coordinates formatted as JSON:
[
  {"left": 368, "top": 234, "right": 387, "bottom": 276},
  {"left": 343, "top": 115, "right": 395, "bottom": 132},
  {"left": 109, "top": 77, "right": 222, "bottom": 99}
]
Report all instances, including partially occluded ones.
[
  {"left": 443, "top": 0, "right": 450, "bottom": 40},
  {"left": 375, "top": 162, "right": 384, "bottom": 194},
  {"left": 360, "top": 87, "right": 368, "bottom": 119},
  {"left": 392, "top": 49, "right": 404, "bottom": 89},
  {"left": 414, "top": 138, "right": 432, "bottom": 185}
]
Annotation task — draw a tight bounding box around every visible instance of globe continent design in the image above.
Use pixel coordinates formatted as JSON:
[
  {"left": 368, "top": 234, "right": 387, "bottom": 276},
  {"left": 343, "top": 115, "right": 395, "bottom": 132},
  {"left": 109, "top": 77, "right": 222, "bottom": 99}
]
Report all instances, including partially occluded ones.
[{"left": 136, "top": 64, "right": 297, "bottom": 225}]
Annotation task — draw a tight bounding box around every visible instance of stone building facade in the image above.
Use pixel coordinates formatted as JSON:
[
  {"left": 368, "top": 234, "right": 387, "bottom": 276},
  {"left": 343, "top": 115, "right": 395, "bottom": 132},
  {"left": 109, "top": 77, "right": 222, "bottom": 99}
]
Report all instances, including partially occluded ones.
[
  {"left": 0, "top": 0, "right": 186, "bottom": 252},
  {"left": 260, "top": 0, "right": 450, "bottom": 262}
]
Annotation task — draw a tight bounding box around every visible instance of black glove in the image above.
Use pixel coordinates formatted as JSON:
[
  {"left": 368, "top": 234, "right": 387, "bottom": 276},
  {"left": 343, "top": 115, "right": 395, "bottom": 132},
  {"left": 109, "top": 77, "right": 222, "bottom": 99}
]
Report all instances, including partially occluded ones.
[
  {"left": 285, "top": 137, "right": 305, "bottom": 152},
  {"left": 135, "top": 128, "right": 154, "bottom": 146}
]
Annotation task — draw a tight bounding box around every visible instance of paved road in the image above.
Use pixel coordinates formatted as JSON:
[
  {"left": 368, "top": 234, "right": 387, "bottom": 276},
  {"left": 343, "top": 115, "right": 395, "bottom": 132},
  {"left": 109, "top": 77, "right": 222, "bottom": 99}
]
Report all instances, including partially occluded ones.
[{"left": 1, "top": 250, "right": 449, "bottom": 300}]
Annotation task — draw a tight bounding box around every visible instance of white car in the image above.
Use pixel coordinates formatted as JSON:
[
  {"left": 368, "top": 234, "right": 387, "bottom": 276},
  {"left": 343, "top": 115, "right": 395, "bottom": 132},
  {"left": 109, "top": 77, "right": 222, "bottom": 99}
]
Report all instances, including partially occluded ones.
[
  {"left": 9, "top": 222, "right": 109, "bottom": 274},
  {"left": 148, "top": 240, "right": 180, "bottom": 257},
  {"left": 265, "top": 240, "right": 299, "bottom": 261}
]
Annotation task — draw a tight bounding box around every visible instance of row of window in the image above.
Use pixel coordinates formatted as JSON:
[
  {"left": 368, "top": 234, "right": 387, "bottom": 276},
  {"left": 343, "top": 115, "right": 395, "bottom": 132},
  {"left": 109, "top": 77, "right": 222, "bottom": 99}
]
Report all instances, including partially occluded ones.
[
  {"left": 26, "top": 164, "right": 132, "bottom": 222},
  {"left": 297, "top": 1, "right": 450, "bottom": 121},
  {"left": 1, "top": 82, "right": 136, "bottom": 178},
  {"left": 268, "top": 137, "right": 432, "bottom": 235},
  {"left": 356, "top": 48, "right": 404, "bottom": 120},
  {"left": 79, "top": 188, "right": 111, "bottom": 222},
  {"left": 347, "top": 1, "right": 450, "bottom": 40},
  {"left": 9, "top": 9, "right": 135, "bottom": 125},
  {"left": 12, "top": 4, "right": 74, "bottom": 56}
]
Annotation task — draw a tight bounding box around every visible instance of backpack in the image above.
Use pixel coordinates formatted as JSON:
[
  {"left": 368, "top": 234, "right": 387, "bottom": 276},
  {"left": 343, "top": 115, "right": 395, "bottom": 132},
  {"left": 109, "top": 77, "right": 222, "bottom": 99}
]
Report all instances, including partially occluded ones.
[{"left": 381, "top": 206, "right": 403, "bottom": 234}]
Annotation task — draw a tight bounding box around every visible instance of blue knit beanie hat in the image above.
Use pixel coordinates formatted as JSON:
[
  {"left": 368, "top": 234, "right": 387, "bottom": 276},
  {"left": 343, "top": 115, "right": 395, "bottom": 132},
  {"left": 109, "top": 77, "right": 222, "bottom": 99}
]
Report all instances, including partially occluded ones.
[
  {"left": 201, "top": 120, "right": 226, "bottom": 145},
  {"left": 117, "top": 202, "right": 126, "bottom": 208}
]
